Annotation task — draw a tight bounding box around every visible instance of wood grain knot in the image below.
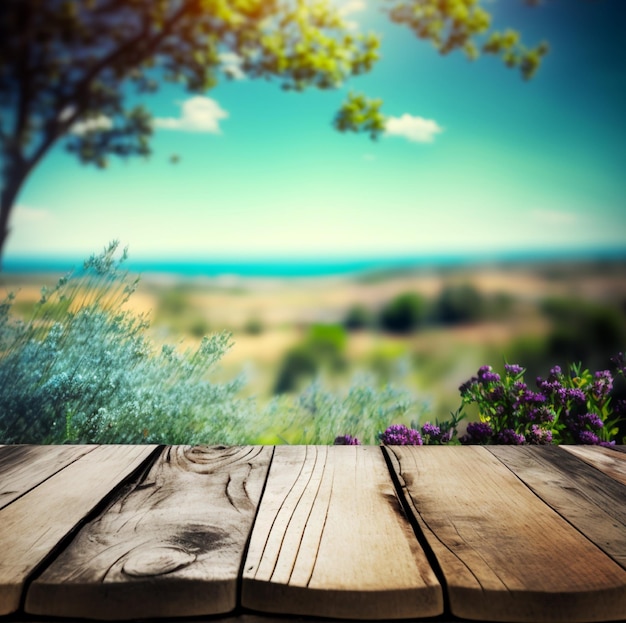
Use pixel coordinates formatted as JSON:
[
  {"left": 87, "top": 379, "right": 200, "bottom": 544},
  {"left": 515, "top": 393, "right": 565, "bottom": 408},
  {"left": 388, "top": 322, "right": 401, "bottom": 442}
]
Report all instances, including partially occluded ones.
[{"left": 122, "top": 546, "right": 196, "bottom": 577}]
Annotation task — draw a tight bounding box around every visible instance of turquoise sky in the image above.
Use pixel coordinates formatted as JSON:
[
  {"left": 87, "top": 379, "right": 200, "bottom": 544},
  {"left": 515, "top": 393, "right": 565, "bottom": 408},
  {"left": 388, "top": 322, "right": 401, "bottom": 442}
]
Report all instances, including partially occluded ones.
[{"left": 6, "top": 0, "right": 626, "bottom": 261}]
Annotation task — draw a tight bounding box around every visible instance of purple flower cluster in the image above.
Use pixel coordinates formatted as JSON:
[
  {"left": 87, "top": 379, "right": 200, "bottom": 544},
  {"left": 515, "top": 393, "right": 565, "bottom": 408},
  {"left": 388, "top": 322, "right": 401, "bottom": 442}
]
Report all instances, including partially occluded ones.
[
  {"left": 459, "top": 363, "right": 554, "bottom": 445},
  {"left": 333, "top": 434, "right": 361, "bottom": 446},
  {"left": 380, "top": 424, "right": 423, "bottom": 445},
  {"left": 495, "top": 429, "right": 526, "bottom": 445},
  {"left": 419, "top": 422, "right": 453, "bottom": 444},
  {"left": 526, "top": 424, "right": 553, "bottom": 445},
  {"left": 461, "top": 421, "right": 493, "bottom": 444},
  {"left": 536, "top": 363, "right": 615, "bottom": 445}
]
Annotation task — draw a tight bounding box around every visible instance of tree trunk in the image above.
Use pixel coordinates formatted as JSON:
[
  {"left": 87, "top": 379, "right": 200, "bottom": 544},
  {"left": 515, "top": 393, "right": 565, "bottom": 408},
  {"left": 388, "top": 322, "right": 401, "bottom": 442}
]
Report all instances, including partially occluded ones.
[{"left": 0, "top": 167, "right": 28, "bottom": 267}]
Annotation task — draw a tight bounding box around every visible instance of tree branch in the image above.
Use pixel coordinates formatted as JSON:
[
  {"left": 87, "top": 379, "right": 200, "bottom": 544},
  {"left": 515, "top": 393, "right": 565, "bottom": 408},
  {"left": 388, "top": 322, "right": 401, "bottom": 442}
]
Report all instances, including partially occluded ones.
[{"left": 22, "top": 1, "right": 199, "bottom": 186}]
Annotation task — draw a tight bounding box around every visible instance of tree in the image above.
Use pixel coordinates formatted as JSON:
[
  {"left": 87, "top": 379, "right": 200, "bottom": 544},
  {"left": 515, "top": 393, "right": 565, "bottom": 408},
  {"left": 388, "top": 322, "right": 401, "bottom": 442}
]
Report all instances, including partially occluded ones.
[
  {"left": 379, "top": 292, "right": 427, "bottom": 333},
  {"left": 0, "top": 0, "right": 547, "bottom": 260},
  {"left": 434, "top": 283, "right": 485, "bottom": 325}
]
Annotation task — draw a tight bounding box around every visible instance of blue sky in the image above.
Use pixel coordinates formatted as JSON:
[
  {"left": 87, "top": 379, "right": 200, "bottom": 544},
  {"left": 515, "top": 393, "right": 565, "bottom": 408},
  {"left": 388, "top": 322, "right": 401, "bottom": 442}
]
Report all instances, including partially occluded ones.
[{"left": 6, "top": 0, "right": 626, "bottom": 261}]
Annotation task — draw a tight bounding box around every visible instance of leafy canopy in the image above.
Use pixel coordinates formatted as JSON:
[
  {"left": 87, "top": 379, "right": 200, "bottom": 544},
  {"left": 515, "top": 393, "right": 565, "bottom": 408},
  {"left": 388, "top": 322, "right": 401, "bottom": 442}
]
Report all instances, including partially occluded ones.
[
  {"left": 1, "top": 0, "right": 547, "bottom": 169},
  {"left": 0, "top": 0, "right": 547, "bottom": 256}
]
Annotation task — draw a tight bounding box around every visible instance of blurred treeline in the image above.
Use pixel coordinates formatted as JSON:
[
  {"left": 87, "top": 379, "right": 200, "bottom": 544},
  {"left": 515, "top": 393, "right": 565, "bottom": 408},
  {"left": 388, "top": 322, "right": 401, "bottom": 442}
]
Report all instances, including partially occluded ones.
[{"left": 6, "top": 258, "right": 626, "bottom": 424}]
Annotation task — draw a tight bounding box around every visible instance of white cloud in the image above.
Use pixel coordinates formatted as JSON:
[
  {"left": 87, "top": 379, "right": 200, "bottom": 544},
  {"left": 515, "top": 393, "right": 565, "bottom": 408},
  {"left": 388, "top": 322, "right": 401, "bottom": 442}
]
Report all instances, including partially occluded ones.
[
  {"left": 531, "top": 209, "right": 578, "bottom": 225},
  {"left": 385, "top": 114, "right": 443, "bottom": 143},
  {"left": 70, "top": 114, "right": 113, "bottom": 135},
  {"left": 339, "top": 0, "right": 365, "bottom": 15},
  {"left": 336, "top": 0, "right": 365, "bottom": 30},
  {"left": 10, "top": 205, "right": 52, "bottom": 225},
  {"left": 220, "top": 52, "right": 246, "bottom": 80},
  {"left": 154, "top": 96, "right": 229, "bottom": 133}
]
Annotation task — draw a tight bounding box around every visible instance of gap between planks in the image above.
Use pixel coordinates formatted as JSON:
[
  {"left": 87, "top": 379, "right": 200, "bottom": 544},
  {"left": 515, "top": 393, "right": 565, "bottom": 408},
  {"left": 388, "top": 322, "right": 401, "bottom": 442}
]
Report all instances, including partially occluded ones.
[
  {"left": 0, "top": 445, "right": 159, "bottom": 616},
  {"left": 383, "top": 445, "right": 626, "bottom": 623}
]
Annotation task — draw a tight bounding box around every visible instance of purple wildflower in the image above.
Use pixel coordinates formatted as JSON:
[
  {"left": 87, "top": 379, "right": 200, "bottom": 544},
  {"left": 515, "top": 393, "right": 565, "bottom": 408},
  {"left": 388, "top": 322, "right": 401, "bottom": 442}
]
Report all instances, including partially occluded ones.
[
  {"left": 478, "top": 365, "right": 501, "bottom": 383},
  {"left": 505, "top": 363, "right": 524, "bottom": 376},
  {"left": 578, "top": 412, "right": 604, "bottom": 430},
  {"left": 440, "top": 430, "right": 453, "bottom": 443},
  {"left": 592, "top": 370, "right": 613, "bottom": 399},
  {"left": 334, "top": 434, "right": 361, "bottom": 446},
  {"left": 513, "top": 380, "right": 528, "bottom": 393},
  {"left": 526, "top": 425, "right": 553, "bottom": 445},
  {"left": 459, "top": 376, "right": 479, "bottom": 395},
  {"left": 495, "top": 429, "right": 526, "bottom": 445},
  {"left": 566, "top": 388, "right": 587, "bottom": 405},
  {"left": 575, "top": 430, "right": 600, "bottom": 445},
  {"left": 380, "top": 424, "right": 423, "bottom": 446},
  {"left": 461, "top": 421, "right": 493, "bottom": 445},
  {"left": 421, "top": 422, "right": 441, "bottom": 439}
]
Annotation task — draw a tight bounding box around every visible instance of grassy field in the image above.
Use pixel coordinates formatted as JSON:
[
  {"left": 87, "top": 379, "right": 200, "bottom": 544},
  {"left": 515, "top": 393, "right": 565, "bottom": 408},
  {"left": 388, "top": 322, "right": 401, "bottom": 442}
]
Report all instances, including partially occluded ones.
[{"left": 5, "top": 257, "right": 625, "bottom": 427}]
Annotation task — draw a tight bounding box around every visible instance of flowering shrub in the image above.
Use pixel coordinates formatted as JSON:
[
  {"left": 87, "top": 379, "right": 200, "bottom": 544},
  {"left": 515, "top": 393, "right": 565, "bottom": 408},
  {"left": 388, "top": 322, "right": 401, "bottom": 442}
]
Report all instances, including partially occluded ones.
[
  {"left": 333, "top": 434, "right": 361, "bottom": 445},
  {"left": 0, "top": 242, "right": 252, "bottom": 444},
  {"left": 266, "top": 374, "right": 427, "bottom": 445},
  {"left": 458, "top": 361, "right": 625, "bottom": 445},
  {"left": 380, "top": 423, "right": 423, "bottom": 445},
  {"left": 336, "top": 406, "right": 464, "bottom": 447}
]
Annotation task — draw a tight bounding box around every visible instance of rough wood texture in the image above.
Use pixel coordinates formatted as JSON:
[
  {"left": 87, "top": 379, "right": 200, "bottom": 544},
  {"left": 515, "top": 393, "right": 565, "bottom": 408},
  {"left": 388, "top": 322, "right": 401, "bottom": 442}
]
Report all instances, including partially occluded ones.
[
  {"left": 489, "top": 445, "right": 626, "bottom": 570},
  {"left": 242, "top": 445, "right": 442, "bottom": 620},
  {"left": 0, "top": 444, "right": 156, "bottom": 615},
  {"left": 26, "top": 446, "right": 273, "bottom": 620},
  {"left": 0, "top": 445, "right": 96, "bottom": 510},
  {"left": 385, "top": 445, "right": 626, "bottom": 623},
  {"left": 562, "top": 445, "right": 626, "bottom": 486}
]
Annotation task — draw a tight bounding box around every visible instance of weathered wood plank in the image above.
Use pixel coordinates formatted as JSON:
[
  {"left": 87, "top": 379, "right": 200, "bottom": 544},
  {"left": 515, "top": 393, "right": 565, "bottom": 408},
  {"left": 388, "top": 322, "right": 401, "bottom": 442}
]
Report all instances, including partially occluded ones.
[
  {"left": 489, "top": 445, "right": 626, "bottom": 569},
  {"left": 26, "top": 445, "right": 272, "bottom": 620},
  {"left": 562, "top": 445, "right": 626, "bottom": 486},
  {"left": 385, "top": 445, "right": 626, "bottom": 623},
  {"left": 0, "top": 444, "right": 157, "bottom": 615},
  {"left": 0, "top": 445, "right": 97, "bottom": 510},
  {"left": 242, "top": 445, "right": 442, "bottom": 620}
]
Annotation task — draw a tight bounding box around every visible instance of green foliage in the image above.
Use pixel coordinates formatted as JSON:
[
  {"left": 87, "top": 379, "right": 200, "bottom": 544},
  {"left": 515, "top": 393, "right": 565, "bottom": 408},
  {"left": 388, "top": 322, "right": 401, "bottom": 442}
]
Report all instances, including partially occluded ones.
[
  {"left": 273, "top": 345, "right": 319, "bottom": 394},
  {"left": 458, "top": 361, "right": 625, "bottom": 445},
  {"left": 244, "top": 316, "right": 264, "bottom": 335},
  {"left": 433, "top": 283, "right": 485, "bottom": 325},
  {"left": 265, "top": 375, "right": 427, "bottom": 444},
  {"left": 273, "top": 323, "right": 347, "bottom": 393},
  {"left": 334, "top": 92, "right": 386, "bottom": 140},
  {"left": 157, "top": 287, "right": 190, "bottom": 317},
  {"left": 379, "top": 292, "right": 427, "bottom": 334},
  {"left": 0, "top": 242, "right": 252, "bottom": 445},
  {"left": 540, "top": 297, "right": 626, "bottom": 370},
  {"left": 343, "top": 303, "right": 374, "bottom": 330},
  {"left": 388, "top": 0, "right": 549, "bottom": 79},
  {"left": 0, "top": 1, "right": 546, "bottom": 258},
  {"left": 307, "top": 323, "right": 348, "bottom": 360},
  {"left": 189, "top": 317, "right": 211, "bottom": 338}
]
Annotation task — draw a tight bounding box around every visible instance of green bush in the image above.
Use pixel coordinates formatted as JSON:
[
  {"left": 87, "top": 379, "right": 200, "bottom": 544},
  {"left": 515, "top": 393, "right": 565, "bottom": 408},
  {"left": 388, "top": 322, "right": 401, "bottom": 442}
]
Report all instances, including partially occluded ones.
[
  {"left": 273, "top": 346, "right": 319, "bottom": 394},
  {"left": 379, "top": 292, "right": 427, "bottom": 333},
  {"left": 244, "top": 316, "right": 264, "bottom": 335},
  {"left": 0, "top": 242, "right": 252, "bottom": 445},
  {"left": 433, "top": 283, "right": 485, "bottom": 325},
  {"left": 265, "top": 375, "right": 428, "bottom": 445},
  {"left": 343, "top": 304, "right": 373, "bottom": 330},
  {"left": 541, "top": 297, "right": 626, "bottom": 371},
  {"left": 273, "top": 324, "right": 348, "bottom": 393}
]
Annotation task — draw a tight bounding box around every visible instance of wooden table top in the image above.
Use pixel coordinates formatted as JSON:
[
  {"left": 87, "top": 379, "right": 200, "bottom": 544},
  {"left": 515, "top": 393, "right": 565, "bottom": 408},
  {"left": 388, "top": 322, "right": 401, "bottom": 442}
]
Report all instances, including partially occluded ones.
[{"left": 0, "top": 444, "right": 625, "bottom": 623}]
